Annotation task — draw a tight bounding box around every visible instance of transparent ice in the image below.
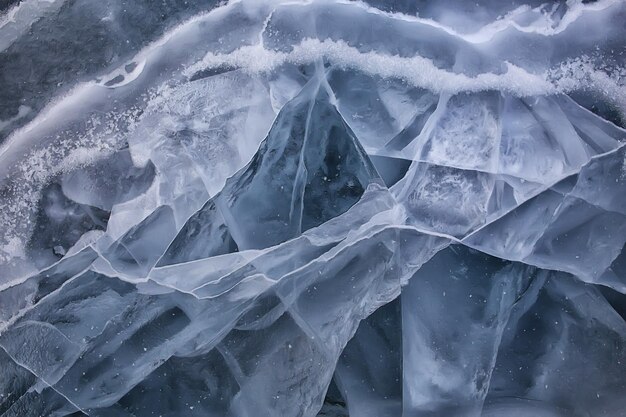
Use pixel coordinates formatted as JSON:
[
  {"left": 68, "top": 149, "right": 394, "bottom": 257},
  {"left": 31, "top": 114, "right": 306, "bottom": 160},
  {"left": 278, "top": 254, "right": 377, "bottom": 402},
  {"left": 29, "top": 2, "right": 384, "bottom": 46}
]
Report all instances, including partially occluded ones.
[{"left": 0, "top": 0, "right": 625, "bottom": 416}]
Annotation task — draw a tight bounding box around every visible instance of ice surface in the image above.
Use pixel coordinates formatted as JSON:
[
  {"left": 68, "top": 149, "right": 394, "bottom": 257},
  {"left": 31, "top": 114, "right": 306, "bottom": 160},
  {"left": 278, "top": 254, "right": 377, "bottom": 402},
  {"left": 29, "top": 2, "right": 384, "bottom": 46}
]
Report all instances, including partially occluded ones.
[{"left": 0, "top": 0, "right": 625, "bottom": 416}]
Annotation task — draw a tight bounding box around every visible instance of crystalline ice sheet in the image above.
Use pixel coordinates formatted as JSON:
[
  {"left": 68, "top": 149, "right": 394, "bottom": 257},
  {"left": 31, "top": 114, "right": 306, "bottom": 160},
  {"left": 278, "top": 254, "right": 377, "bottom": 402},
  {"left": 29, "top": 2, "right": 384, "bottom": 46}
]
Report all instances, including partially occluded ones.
[{"left": 0, "top": 0, "right": 625, "bottom": 416}]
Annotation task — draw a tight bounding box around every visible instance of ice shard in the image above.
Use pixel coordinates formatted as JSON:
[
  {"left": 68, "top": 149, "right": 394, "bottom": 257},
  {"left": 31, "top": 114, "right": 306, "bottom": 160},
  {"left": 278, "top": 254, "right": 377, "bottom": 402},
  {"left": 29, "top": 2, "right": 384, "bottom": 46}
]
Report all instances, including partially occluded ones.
[
  {"left": 0, "top": 0, "right": 625, "bottom": 416},
  {"left": 214, "top": 74, "right": 382, "bottom": 250}
]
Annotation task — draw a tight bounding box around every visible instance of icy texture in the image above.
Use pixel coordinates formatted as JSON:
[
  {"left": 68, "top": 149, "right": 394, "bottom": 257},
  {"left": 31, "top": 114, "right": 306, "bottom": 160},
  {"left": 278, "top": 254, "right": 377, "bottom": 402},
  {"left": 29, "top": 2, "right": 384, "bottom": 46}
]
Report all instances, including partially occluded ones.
[{"left": 0, "top": 0, "right": 625, "bottom": 416}]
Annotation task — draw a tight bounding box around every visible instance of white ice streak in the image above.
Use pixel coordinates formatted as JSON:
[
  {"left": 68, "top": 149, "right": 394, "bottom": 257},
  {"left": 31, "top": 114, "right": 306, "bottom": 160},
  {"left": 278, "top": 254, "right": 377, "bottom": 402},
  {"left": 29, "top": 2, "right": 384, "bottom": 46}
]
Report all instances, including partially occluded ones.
[
  {"left": 342, "top": 0, "right": 624, "bottom": 43},
  {"left": 187, "top": 39, "right": 556, "bottom": 96}
]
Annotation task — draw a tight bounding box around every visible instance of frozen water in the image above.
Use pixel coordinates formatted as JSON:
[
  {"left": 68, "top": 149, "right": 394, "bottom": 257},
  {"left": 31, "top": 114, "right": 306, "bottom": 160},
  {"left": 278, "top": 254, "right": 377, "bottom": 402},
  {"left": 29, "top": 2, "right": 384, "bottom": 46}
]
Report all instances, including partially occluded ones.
[{"left": 0, "top": 0, "right": 625, "bottom": 416}]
